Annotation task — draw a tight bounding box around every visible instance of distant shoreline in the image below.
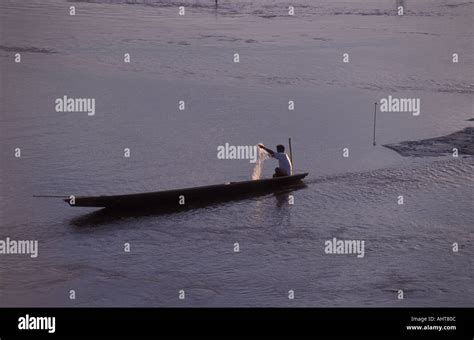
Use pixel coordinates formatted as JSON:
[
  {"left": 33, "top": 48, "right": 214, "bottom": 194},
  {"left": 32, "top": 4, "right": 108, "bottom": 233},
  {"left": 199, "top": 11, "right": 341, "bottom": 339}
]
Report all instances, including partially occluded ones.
[{"left": 383, "top": 127, "right": 474, "bottom": 157}]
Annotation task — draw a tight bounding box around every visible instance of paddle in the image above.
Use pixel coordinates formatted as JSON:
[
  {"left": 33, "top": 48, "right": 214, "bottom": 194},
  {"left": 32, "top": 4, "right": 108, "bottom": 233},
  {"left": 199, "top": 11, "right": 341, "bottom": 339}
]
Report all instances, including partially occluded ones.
[{"left": 288, "top": 137, "right": 294, "bottom": 175}]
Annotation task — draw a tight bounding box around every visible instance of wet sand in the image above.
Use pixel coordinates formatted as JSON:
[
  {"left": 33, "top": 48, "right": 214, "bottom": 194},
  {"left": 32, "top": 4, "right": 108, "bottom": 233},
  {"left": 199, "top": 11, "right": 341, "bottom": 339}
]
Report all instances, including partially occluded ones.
[{"left": 384, "top": 127, "right": 474, "bottom": 157}]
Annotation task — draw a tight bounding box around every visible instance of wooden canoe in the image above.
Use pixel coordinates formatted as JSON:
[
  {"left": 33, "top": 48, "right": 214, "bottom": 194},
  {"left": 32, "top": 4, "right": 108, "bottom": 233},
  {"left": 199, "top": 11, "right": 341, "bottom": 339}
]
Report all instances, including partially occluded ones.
[{"left": 64, "top": 173, "right": 309, "bottom": 210}]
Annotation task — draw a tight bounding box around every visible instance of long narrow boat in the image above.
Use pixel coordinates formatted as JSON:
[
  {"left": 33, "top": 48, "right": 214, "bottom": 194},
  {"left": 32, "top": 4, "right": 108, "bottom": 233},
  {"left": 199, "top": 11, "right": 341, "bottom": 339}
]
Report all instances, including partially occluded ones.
[{"left": 64, "top": 173, "right": 308, "bottom": 210}]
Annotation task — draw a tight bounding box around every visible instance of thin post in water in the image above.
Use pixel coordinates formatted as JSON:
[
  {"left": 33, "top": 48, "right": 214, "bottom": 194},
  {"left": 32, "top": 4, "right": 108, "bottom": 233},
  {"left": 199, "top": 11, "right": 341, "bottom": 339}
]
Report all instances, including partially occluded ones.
[{"left": 373, "top": 102, "right": 377, "bottom": 146}]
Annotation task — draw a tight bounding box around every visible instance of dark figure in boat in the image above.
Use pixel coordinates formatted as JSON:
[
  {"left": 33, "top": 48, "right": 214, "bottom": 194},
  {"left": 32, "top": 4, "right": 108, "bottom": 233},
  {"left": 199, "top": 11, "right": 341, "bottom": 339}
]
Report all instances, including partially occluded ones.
[{"left": 258, "top": 144, "right": 293, "bottom": 177}]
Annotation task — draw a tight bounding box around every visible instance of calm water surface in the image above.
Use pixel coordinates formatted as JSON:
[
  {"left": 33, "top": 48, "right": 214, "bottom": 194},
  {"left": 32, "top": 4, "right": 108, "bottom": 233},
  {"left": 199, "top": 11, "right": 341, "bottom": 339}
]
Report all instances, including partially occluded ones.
[{"left": 0, "top": 0, "right": 472, "bottom": 306}]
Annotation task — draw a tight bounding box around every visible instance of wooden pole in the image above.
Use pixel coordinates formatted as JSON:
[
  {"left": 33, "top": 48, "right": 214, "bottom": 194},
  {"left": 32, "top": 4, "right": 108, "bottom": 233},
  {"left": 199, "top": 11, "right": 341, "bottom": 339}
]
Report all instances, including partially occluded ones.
[
  {"left": 373, "top": 102, "right": 377, "bottom": 146},
  {"left": 32, "top": 195, "right": 68, "bottom": 198},
  {"left": 288, "top": 138, "right": 294, "bottom": 175}
]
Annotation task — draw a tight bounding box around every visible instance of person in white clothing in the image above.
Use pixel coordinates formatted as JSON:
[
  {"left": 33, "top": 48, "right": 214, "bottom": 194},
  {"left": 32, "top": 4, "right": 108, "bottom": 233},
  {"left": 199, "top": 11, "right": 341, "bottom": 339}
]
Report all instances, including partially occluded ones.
[{"left": 258, "top": 144, "right": 293, "bottom": 177}]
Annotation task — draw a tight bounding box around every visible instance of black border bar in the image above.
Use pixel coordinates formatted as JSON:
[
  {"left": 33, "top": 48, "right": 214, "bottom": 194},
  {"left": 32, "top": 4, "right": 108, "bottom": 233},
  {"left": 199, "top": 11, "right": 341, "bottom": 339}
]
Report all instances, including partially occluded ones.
[{"left": 0, "top": 308, "right": 472, "bottom": 339}]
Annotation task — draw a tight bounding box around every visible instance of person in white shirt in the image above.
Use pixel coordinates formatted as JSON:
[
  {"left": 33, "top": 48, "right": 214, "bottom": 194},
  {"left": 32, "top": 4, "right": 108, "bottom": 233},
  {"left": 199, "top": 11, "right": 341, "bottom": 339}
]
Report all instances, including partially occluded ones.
[{"left": 258, "top": 144, "right": 293, "bottom": 177}]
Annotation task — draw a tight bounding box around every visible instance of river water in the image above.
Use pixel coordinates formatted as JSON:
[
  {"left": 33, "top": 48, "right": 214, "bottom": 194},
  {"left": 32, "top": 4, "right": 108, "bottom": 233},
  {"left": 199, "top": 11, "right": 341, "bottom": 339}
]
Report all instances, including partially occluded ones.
[{"left": 0, "top": 0, "right": 472, "bottom": 306}]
